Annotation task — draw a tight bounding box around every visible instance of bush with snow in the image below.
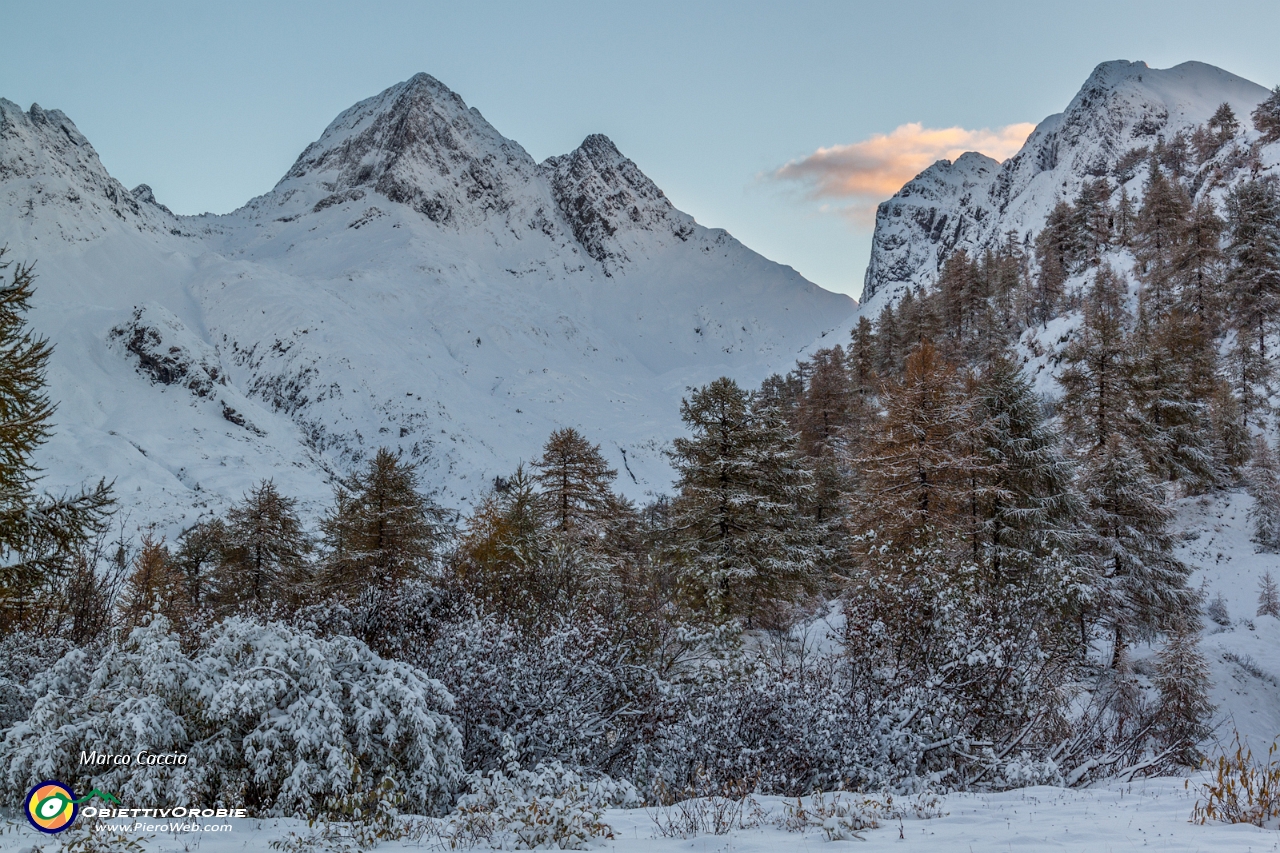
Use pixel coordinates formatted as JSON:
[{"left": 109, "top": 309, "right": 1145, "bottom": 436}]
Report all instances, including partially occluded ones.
[
  {"left": 0, "top": 616, "right": 463, "bottom": 816},
  {"left": 444, "top": 744, "right": 620, "bottom": 850}
]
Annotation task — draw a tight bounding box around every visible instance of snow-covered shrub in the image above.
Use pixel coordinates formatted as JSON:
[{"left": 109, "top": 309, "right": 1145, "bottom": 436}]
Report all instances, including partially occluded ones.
[
  {"left": 445, "top": 745, "right": 617, "bottom": 850},
  {"left": 777, "top": 790, "right": 883, "bottom": 840},
  {"left": 420, "top": 608, "right": 660, "bottom": 776},
  {"left": 1000, "top": 755, "right": 1063, "bottom": 788},
  {"left": 270, "top": 775, "right": 437, "bottom": 853},
  {"left": 643, "top": 654, "right": 873, "bottom": 797},
  {"left": 0, "top": 631, "right": 74, "bottom": 728},
  {"left": 1207, "top": 593, "right": 1232, "bottom": 626},
  {"left": 0, "top": 616, "right": 463, "bottom": 816},
  {"left": 648, "top": 771, "right": 764, "bottom": 838}
]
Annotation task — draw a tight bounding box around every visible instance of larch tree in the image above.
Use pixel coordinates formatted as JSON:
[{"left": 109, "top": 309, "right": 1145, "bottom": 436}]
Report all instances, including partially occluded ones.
[
  {"left": 1032, "top": 200, "right": 1080, "bottom": 326},
  {"left": 794, "top": 346, "right": 855, "bottom": 542},
  {"left": 0, "top": 251, "right": 113, "bottom": 630},
  {"left": 117, "top": 536, "right": 189, "bottom": 631},
  {"left": 214, "top": 479, "right": 309, "bottom": 614},
  {"left": 321, "top": 448, "right": 444, "bottom": 599},
  {"left": 529, "top": 427, "right": 620, "bottom": 545},
  {"left": 849, "top": 342, "right": 984, "bottom": 561},
  {"left": 1133, "top": 160, "right": 1191, "bottom": 321}
]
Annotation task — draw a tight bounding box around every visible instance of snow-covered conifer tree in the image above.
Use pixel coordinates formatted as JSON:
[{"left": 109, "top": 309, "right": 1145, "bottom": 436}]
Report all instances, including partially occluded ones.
[
  {"left": 0, "top": 252, "right": 112, "bottom": 629},
  {"left": 213, "top": 479, "right": 309, "bottom": 614},
  {"left": 1058, "top": 266, "right": 1137, "bottom": 452},
  {"left": 849, "top": 342, "right": 983, "bottom": 560},
  {"left": 1225, "top": 178, "right": 1280, "bottom": 419},
  {"left": 1247, "top": 435, "right": 1280, "bottom": 550},
  {"left": 1152, "top": 617, "right": 1214, "bottom": 764},
  {"left": 970, "top": 353, "right": 1084, "bottom": 584},
  {"left": 1254, "top": 86, "right": 1280, "bottom": 142},
  {"left": 666, "top": 377, "right": 818, "bottom": 624},
  {"left": 530, "top": 428, "right": 620, "bottom": 540},
  {"left": 1080, "top": 434, "right": 1193, "bottom": 664},
  {"left": 1258, "top": 571, "right": 1280, "bottom": 618}
]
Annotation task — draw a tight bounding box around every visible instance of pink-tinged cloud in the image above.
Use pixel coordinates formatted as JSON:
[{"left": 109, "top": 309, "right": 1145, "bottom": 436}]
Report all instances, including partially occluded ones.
[{"left": 774, "top": 122, "right": 1036, "bottom": 227}]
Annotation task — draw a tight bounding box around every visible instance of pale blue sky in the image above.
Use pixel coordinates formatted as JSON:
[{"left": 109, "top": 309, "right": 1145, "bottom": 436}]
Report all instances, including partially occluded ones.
[{"left": 4, "top": 0, "right": 1279, "bottom": 298}]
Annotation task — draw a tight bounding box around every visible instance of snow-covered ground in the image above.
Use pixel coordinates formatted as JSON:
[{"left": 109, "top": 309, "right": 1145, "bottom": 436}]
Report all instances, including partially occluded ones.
[
  {"left": 1174, "top": 490, "right": 1280, "bottom": 754},
  {"left": 2, "top": 776, "right": 1277, "bottom": 852}
]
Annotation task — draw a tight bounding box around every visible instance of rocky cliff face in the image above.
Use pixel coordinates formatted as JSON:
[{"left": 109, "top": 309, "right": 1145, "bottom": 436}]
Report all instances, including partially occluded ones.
[
  {"left": 541, "top": 133, "right": 695, "bottom": 274},
  {"left": 862, "top": 60, "right": 1275, "bottom": 308}
]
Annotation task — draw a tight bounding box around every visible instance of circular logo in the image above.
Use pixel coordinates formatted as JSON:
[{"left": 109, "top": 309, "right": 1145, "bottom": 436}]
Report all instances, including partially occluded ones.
[{"left": 25, "top": 781, "right": 78, "bottom": 833}]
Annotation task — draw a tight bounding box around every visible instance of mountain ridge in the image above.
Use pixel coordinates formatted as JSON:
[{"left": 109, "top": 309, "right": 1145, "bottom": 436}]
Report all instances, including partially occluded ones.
[
  {"left": 0, "top": 74, "right": 854, "bottom": 534},
  {"left": 861, "top": 59, "right": 1275, "bottom": 308}
]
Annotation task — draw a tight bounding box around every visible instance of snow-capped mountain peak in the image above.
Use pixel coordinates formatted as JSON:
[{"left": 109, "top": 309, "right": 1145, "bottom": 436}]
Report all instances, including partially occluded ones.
[
  {"left": 0, "top": 73, "right": 854, "bottom": 533},
  {"left": 542, "top": 133, "right": 695, "bottom": 273},
  {"left": 0, "top": 99, "right": 173, "bottom": 237},
  {"left": 862, "top": 60, "right": 1276, "bottom": 307}
]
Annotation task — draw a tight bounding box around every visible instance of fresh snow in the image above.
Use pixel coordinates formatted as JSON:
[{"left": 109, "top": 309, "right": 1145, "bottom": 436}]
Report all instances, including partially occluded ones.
[{"left": 2, "top": 777, "right": 1279, "bottom": 851}]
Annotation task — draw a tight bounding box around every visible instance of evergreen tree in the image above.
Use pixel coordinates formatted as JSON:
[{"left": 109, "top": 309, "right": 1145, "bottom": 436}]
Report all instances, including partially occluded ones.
[
  {"left": 1208, "top": 379, "right": 1251, "bottom": 477},
  {"left": 0, "top": 252, "right": 113, "bottom": 629},
  {"left": 1131, "top": 307, "right": 1219, "bottom": 488},
  {"left": 971, "top": 353, "right": 1083, "bottom": 582},
  {"left": 1225, "top": 178, "right": 1280, "bottom": 419},
  {"left": 1080, "top": 434, "right": 1193, "bottom": 664},
  {"left": 530, "top": 428, "right": 620, "bottom": 542},
  {"left": 1208, "top": 102, "right": 1240, "bottom": 143},
  {"left": 1253, "top": 85, "right": 1280, "bottom": 143},
  {"left": 1058, "top": 266, "right": 1136, "bottom": 452},
  {"left": 1032, "top": 201, "right": 1079, "bottom": 326},
  {"left": 666, "top": 378, "right": 819, "bottom": 624},
  {"left": 321, "top": 448, "right": 443, "bottom": 599},
  {"left": 1133, "top": 161, "right": 1191, "bottom": 320},
  {"left": 1246, "top": 435, "right": 1280, "bottom": 551},
  {"left": 213, "top": 479, "right": 309, "bottom": 613},
  {"left": 1175, "top": 198, "right": 1226, "bottom": 340},
  {"left": 1115, "top": 187, "right": 1135, "bottom": 247},
  {"left": 1152, "top": 616, "right": 1214, "bottom": 764},
  {"left": 1258, "top": 571, "right": 1280, "bottom": 618}
]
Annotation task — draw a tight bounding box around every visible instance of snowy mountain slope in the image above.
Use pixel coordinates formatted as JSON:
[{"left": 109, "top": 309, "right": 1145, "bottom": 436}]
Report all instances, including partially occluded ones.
[
  {"left": 861, "top": 60, "right": 1276, "bottom": 309},
  {"left": 1170, "top": 490, "right": 1280, "bottom": 754},
  {"left": 0, "top": 75, "right": 854, "bottom": 533}
]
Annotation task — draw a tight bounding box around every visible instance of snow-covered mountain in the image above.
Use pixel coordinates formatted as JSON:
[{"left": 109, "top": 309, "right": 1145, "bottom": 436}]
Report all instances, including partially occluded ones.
[
  {"left": 861, "top": 60, "right": 1277, "bottom": 309},
  {"left": 0, "top": 73, "right": 854, "bottom": 532}
]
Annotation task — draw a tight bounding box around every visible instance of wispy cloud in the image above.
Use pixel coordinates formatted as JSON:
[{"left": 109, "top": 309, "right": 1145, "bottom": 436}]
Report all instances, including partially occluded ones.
[{"left": 773, "top": 122, "right": 1035, "bottom": 227}]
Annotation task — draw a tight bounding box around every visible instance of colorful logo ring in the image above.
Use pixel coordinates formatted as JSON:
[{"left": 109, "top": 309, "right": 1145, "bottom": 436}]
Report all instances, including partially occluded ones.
[{"left": 25, "top": 781, "right": 78, "bottom": 833}]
